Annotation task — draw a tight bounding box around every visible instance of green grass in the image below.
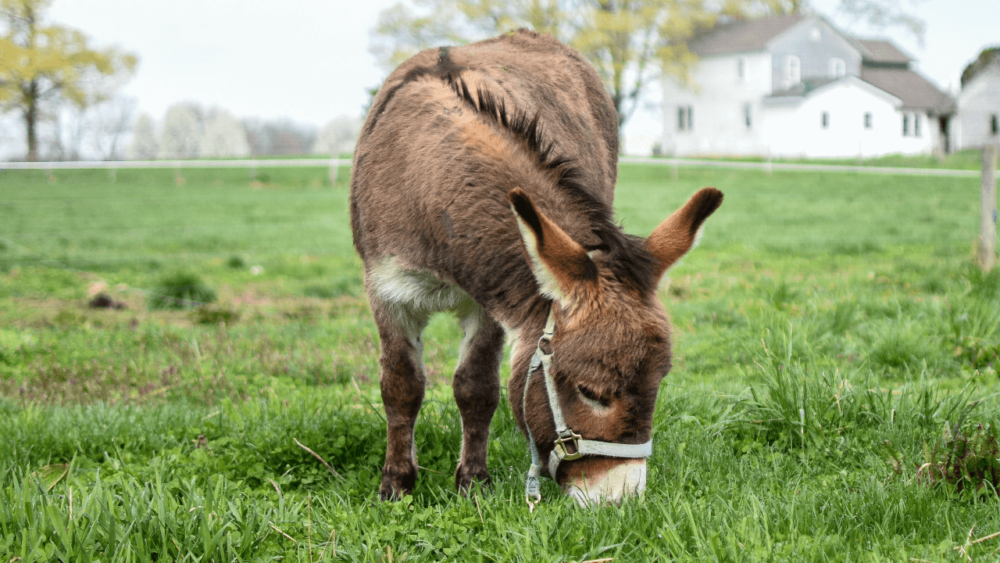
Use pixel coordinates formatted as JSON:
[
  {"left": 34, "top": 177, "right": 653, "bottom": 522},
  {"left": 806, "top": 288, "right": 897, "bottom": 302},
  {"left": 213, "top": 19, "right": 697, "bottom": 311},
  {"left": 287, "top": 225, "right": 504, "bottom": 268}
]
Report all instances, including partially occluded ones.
[{"left": 2, "top": 163, "right": 1000, "bottom": 561}]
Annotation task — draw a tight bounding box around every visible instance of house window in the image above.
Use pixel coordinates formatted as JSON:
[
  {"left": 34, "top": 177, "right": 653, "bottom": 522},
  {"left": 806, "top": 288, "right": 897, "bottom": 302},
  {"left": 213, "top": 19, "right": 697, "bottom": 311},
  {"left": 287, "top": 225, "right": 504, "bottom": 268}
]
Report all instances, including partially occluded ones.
[
  {"left": 829, "top": 58, "right": 846, "bottom": 78},
  {"left": 678, "top": 105, "right": 694, "bottom": 132},
  {"left": 785, "top": 56, "right": 801, "bottom": 86},
  {"left": 992, "top": 114, "right": 999, "bottom": 135},
  {"left": 822, "top": 112, "right": 829, "bottom": 129},
  {"left": 738, "top": 58, "right": 745, "bottom": 81},
  {"left": 744, "top": 102, "right": 752, "bottom": 130},
  {"left": 903, "top": 112, "right": 921, "bottom": 137},
  {"left": 864, "top": 112, "right": 873, "bottom": 129}
]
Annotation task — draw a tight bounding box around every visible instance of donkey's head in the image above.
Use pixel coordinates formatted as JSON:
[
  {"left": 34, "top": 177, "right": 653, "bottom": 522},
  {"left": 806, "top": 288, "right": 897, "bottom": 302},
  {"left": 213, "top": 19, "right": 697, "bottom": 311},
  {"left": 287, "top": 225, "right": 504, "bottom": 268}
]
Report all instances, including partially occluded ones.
[{"left": 508, "top": 187, "right": 723, "bottom": 506}]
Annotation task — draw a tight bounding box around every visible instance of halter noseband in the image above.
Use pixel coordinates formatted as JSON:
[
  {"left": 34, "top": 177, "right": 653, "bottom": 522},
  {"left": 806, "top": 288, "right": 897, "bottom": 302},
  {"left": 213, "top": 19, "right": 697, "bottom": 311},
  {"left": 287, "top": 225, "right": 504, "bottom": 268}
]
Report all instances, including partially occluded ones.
[{"left": 522, "top": 308, "right": 653, "bottom": 510}]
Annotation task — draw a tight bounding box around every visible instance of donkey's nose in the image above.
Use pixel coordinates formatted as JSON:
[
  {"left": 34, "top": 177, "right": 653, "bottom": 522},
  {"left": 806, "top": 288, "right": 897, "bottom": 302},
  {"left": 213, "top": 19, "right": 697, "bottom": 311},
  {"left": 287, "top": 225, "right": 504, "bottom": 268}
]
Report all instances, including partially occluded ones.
[{"left": 561, "top": 458, "right": 647, "bottom": 507}]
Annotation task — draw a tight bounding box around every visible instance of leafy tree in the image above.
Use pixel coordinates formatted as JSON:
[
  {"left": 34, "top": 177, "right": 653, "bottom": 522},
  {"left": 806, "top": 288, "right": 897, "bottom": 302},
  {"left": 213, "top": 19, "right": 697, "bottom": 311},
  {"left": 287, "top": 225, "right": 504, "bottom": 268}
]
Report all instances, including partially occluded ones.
[
  {"left": 831, "top": 0, "right": 925, "bottom": 45},
  {"left": 961, "top": 46, "right": 1000, "bottom": 88},
  {"left": 199, "top": 110, "right": 250, "bottom": 158},
  {"left": 0, "top": 0, "right": 137, "bottom": 161},
  {"left": 370, "top": 0, "right": 717, "bottom": 136},
  {"left": 158, "top": 103, "right": 201, "bottom": 159},
  {"left": 725, "top": 0, "right": 925, "bottom": 44},
  {"left": 127, "top": 112, "right": 157, "bottom": 160}
]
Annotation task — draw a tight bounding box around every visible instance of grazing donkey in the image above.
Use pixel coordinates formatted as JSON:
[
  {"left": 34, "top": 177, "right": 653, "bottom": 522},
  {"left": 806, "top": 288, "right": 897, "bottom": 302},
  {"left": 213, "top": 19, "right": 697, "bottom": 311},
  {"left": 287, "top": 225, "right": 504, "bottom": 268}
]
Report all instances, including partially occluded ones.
[{"left": 351, "top": 29, "right": 722, "bottom": 505}]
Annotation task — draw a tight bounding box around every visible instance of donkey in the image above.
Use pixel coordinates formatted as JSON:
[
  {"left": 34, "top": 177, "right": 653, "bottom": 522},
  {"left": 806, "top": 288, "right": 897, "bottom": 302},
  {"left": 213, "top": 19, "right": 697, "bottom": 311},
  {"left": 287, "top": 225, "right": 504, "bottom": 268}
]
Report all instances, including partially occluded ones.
[{"left": 351, "top": 29, "right": 722, "bottom": 505}]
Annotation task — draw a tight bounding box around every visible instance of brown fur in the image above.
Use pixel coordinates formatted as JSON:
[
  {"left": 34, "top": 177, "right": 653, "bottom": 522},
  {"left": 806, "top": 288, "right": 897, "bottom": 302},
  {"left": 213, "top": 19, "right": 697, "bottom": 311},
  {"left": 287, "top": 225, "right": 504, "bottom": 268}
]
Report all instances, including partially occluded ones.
[{"left": 351, "top": 29, "right": 722, "bottom": 499}]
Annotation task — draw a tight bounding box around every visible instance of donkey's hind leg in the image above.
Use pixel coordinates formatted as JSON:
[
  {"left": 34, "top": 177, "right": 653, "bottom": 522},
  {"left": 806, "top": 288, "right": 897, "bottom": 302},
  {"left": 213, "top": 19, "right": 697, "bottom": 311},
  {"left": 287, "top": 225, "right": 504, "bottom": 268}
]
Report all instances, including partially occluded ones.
[
  {"left": 370, "top": 297, "right": 430, "bottom": 500},
  {"left": 452, "top": 304, "right": 504, "bottom": 492}
]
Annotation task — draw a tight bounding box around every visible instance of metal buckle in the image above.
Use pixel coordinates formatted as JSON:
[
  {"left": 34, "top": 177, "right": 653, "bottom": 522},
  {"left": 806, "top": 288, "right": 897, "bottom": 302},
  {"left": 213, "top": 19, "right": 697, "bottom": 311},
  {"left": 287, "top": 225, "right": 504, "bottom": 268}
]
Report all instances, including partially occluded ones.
[
  {"left": 553, "top": 430, "right": 583, "bottom": 461},
  {"left": 526, "top": 493, "right": 541, "bottom": 512}
]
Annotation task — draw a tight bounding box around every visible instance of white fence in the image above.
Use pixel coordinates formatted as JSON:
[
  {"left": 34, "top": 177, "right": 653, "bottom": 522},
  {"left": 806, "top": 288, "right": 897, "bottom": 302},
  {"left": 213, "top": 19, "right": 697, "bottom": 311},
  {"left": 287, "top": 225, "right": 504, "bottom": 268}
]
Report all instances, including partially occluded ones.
[
  {"left": 0, "top": 158, "right": 353, "bottom": 170},
  {"left": 0, "top": 156, "right": 981, "bottom": 178}
]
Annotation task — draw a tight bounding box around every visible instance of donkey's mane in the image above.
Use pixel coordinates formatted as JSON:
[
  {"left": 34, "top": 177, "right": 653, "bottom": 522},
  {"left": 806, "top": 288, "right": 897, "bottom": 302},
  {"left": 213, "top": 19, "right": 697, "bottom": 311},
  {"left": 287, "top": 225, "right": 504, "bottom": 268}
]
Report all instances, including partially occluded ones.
[{"left": 370, "top": 45, "right": 659, "bottom": 294}]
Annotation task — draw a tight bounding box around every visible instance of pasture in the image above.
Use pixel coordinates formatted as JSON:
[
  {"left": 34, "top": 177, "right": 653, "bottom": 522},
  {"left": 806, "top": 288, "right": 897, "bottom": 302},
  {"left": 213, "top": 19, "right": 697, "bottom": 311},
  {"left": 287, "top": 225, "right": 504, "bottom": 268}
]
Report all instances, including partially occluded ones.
[{"left": 1, "top": 163, "right": 1000, "bottom": 562}]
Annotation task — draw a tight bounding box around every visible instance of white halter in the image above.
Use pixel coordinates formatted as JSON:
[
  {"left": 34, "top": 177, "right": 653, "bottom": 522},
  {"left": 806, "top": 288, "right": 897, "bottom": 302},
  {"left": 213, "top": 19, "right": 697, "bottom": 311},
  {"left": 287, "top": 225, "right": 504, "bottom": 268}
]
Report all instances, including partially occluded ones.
[{"left": 522, "top": 308, "right": 653, "bottom": 510}]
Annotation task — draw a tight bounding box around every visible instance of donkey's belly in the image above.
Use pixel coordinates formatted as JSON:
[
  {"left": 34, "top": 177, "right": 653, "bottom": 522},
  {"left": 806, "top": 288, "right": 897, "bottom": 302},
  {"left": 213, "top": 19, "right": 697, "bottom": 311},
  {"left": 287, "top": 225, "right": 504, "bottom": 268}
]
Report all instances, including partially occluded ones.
[{"left": 368, "top": 256, "right": 477, "bottom": 321}]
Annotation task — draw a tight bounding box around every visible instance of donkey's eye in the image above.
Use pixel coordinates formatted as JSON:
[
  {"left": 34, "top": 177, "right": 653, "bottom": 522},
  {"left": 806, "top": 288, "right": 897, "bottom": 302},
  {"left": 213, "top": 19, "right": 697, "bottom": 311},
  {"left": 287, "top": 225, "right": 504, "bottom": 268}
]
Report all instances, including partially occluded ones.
[{"left": 577, "top": 385, "right": 610, "bottom": 407}]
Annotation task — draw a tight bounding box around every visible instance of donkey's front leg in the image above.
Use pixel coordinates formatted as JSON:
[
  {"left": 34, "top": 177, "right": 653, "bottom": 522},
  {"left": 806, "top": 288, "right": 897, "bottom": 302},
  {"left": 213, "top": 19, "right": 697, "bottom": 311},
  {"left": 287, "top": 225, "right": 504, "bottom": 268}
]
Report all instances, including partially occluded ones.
[
  {"left": 374, "top": 304, "right": 429, "bottom": 500},
  {"left": 452, "top": 306, "right": 504, "bottom": 492}
]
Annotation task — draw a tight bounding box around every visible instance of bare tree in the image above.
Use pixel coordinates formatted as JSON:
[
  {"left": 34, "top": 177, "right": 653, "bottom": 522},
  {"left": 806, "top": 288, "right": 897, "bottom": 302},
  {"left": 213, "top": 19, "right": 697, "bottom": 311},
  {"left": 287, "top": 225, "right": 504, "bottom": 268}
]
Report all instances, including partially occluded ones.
[
  {"left": 243, "top": 118, "right": 316, "bottom": 156},
  {"left": 90, "top": 96, "right": 136, "bottom": 160},
  {"left": 0, "top": 113, "right": 25, "bottom": 161},
  {"left": 65, "top": 107, "right": 89, "bottom": 160}
]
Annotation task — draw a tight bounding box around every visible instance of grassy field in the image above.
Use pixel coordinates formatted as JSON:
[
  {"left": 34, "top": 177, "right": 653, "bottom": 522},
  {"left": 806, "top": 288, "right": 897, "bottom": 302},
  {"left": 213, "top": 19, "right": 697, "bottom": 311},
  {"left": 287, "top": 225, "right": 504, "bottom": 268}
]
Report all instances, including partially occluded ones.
[{"left": 2, "top": 162, "right": 1000, "bottom": 562}]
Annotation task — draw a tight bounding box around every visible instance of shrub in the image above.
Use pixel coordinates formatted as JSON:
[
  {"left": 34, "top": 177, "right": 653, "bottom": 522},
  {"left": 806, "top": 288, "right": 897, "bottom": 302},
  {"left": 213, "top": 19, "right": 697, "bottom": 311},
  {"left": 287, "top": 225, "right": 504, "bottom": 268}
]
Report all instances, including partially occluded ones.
[
  {"left": 147, "top": 272, "right": 217, "bottom": 310},
  {"left": 226, "top": 255, "right": 246, "bottom": 269},
  {"left": 191, "top": 304, "right": 240, "bottom": 325}
]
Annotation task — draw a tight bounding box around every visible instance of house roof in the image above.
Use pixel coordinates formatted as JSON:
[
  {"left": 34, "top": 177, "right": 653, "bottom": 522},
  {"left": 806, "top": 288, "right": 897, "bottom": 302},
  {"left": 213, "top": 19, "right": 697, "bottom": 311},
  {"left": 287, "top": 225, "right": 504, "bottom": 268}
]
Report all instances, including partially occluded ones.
[
  {"left": 861, "top": 68, "right": 956, "bottom": 113},
  {"left": 858, "top": 39, "right": 912, "bottom": 64},
  {"left": 769, "top": 77, "right": 839, "bottom": 97},
  {"left": 688, "top": 14, "right": 805, "bottom": 56},
  {"left": 766, "top": 75, "right": 902, "bottom": 106}
]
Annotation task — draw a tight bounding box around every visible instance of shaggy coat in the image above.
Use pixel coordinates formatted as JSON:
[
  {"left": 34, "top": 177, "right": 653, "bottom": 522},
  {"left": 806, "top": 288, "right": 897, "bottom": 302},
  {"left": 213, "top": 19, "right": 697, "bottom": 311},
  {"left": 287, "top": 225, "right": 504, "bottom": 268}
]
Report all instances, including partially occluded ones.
[{"left": 351, "top": 29, "right": 722, "bottom": 499}]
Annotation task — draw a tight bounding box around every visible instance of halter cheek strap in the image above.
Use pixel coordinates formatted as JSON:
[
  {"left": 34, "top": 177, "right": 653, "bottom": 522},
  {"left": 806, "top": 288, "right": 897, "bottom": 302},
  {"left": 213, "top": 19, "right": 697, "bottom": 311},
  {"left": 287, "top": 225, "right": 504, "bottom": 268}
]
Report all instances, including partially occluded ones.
[{"left": 522, "top": 308, "right": 654, "bottom": 510}]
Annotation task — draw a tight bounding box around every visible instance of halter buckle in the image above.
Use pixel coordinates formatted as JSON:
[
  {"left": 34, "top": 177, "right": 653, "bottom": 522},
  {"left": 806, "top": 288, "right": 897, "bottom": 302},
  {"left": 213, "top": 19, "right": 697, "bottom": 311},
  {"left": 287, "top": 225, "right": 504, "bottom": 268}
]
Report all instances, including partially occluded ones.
[
  {"left": 526, "top": 493, "right": 541, "bottom": 512},
  {"left": 554, "top": 429, "right": 583, "bottom": 461}
]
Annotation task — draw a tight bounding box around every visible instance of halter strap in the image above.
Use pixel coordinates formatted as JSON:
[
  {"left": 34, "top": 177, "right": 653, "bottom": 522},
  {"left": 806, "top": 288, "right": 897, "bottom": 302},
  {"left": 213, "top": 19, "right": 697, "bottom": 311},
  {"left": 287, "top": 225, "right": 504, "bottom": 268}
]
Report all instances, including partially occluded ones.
[{"left": 523, "top": 307, "right": 653, "bottom": 508}]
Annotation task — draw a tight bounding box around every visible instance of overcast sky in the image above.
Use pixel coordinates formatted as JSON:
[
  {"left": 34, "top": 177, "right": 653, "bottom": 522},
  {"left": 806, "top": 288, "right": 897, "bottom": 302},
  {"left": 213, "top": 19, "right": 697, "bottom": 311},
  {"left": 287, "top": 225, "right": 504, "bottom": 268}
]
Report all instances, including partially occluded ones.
[{"left": 45, "top": 0, "right": 1000, "bottom": 147}]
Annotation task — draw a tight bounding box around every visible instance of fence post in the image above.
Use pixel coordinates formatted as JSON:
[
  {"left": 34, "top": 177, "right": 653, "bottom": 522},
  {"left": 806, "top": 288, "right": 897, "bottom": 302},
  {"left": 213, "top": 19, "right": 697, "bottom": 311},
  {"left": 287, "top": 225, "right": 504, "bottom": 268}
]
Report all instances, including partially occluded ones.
[
  {"left": 979, "top": 144, "right": 998, "bottom": 272},
  {"left": 330, "top": 159, "right": 339, "bottom": 187}
]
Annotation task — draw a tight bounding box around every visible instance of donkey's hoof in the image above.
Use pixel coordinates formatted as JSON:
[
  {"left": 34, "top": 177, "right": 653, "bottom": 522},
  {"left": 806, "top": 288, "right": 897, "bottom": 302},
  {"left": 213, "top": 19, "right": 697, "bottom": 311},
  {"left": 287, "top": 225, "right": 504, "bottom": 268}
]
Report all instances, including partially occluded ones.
[
  {"left": 455, "top": 463, "right": 492, "bottom": 494},
  {"left": 379, "top": 462, "right": 417, "bottom": 500}
]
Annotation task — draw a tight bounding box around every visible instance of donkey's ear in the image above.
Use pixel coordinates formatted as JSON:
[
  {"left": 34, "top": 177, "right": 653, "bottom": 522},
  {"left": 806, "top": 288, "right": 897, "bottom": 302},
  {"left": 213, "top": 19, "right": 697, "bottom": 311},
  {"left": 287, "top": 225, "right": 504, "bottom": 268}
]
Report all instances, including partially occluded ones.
[
  {"left": 646, "top": 187, "right": 723, "bottom": 280},
  {"left": 509, "top": 188, "right": 597, "bottom": 303}
]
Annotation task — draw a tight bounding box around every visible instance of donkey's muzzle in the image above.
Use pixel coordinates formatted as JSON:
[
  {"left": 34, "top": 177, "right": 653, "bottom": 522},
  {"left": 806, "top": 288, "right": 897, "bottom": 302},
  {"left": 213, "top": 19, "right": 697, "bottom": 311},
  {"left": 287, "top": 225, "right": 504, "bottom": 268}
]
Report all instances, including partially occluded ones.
[{"left": 560, "top": 457, "right": 647, "bottom": 507}]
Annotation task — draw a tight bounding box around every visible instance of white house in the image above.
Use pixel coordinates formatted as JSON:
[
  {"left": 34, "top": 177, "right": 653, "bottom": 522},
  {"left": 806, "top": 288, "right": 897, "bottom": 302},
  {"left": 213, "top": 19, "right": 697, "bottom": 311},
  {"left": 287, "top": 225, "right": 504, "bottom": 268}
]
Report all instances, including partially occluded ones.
[
  {"left": 661, "top": 14, "right": 956, "bottom": 158},
  {"left": 956, "top": 63, "right": 1000, "bottom": 150}
]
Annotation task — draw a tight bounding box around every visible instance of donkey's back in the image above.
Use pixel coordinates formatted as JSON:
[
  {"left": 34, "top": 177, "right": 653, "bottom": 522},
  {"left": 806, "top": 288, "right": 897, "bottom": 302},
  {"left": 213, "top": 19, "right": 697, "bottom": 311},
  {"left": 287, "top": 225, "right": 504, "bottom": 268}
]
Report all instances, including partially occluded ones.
[{"left": 352, "top": 30, "right": 619, "bottom": 262}]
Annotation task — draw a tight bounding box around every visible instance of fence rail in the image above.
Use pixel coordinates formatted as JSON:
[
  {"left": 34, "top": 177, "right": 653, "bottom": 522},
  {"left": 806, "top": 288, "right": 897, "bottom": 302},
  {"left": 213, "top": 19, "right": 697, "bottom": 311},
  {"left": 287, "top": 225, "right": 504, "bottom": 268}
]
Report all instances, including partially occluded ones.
[
  {"left": 620, "top": 157, "right": 981, "bottom": 178},
  {"left": 0, "top": 158, "right": 353, "bottom": 170},
  {"left": 0, "top": 156, "right": 983, "bottom": 178}
]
